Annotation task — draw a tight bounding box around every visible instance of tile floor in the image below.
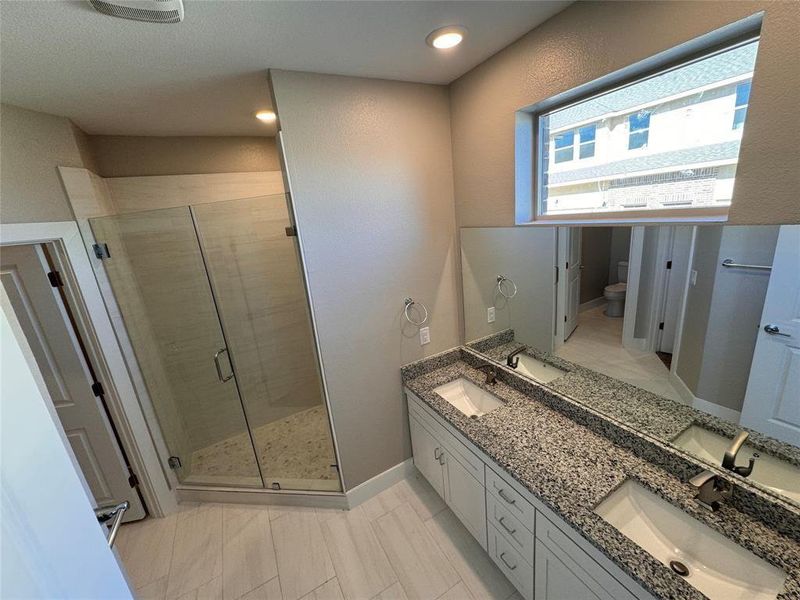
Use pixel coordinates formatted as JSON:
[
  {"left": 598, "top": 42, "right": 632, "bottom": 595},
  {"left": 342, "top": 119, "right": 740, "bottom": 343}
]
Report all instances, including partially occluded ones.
[
  {"left": 116, "top": 473, "right": 520, "bottom": 600},
  {"left": 556, "top": 304, "right": 683, "bottom": 401}
]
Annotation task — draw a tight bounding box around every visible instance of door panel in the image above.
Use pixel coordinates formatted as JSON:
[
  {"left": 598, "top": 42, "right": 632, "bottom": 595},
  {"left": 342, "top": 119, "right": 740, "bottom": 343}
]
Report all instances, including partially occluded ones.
[
  {"left": 0, "top": 244, "right": 146, "bottom": 521},
  {"left": 410, "top": 416, "right": 445, "bottom": 498},
  {"left": 192, "top": 195, "right": 340, "bottom": 491},
  {"left": 741, "top": 225, "right": 800, "bottom": 445},
  {"left": 443, "top": 451, "right": 487, "bottom": 549},
  {"left": 90, "top": 207, "right": 263, "bottom": 487},
  {"left": 565, "top": 229, "right": 581, "bottom": 339}
]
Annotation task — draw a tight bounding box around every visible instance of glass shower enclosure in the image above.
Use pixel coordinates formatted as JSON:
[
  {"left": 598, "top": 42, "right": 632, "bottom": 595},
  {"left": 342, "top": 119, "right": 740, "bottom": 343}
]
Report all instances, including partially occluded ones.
[{"left": 89, "top": 194, "right": 340, "bottom": 492}]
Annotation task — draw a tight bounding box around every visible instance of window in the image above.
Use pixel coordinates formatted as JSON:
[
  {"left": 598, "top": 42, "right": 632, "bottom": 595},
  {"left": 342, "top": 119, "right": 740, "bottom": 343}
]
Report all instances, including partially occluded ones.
[
  {"left": 531, "top": 37, "right": 759, "bottom": 222},
  {"left": 554, "top": 131, "right": 574, "bottom": 163},
  {"left": 628, "top": 111, "right": 650, "bottom": 150},
  {"left": 733, "top": 80, "right": 751, "bottom": 129},
  {"left": 578, "top": 124, "right": 596, "bottom": 159}
]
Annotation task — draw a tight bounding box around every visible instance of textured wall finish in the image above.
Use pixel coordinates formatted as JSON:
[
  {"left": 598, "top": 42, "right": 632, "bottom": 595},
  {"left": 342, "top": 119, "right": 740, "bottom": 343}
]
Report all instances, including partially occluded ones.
[
  {"left": 87, "top": 136, "right": 281, "bottom": 178},
  {"left": 271, "top": 70, "right": 460, "bottom": 489},
  {"left": 0, "top": 104, "right": 87, "bottom": 223},
  {"left": 450, "top": 1, "right": 800, "bottom": 227}
]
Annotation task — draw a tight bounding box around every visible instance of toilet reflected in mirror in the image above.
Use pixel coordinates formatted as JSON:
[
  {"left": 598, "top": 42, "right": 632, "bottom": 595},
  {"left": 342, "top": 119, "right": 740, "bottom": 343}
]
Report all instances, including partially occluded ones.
[{"left": 603, "top": 261, "right": 628, "bottom": 318}]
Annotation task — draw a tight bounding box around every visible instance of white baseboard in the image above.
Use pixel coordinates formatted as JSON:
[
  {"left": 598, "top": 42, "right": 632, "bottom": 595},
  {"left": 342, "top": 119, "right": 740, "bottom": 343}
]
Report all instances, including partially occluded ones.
[
  {"left": 669, "top": 373, "right": 742, "bottom": 423},
  {"left": 176, "top": 487, "right": 349, "bottom": 509},
  {"left": 346, "top": 458, "right": 415, "bottom": 509},
  {"left": 579, "top": 297, "right": 606, "bottom": 312}
]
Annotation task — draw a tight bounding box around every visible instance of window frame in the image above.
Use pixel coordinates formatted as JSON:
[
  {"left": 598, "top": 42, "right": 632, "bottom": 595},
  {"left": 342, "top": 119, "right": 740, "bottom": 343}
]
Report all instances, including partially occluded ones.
[{"left": 516, "top": 18, "right": 762, "bottom": 226}]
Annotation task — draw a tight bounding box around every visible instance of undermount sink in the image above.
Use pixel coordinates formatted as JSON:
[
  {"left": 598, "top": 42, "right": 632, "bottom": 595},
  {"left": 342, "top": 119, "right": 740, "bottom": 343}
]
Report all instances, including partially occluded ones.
[
  {"left": 512, "top": 353, "right": 566, "bottom": 384},
  {"left": 672, "top": 425, "right": 800, "bottom": 503},
  {"left": 595, "top": 480, "right": 787, "bottom": 600},
  {"left": 433, "top": 378, "right": 503, "bottom": 418}
]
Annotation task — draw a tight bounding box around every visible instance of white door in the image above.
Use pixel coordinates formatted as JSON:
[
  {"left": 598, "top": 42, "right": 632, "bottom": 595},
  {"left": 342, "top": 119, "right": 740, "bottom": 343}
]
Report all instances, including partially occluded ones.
[
  {"left": 1, "top": 296, "right": 132, "bottom": 599},
  {"left": 565, "top": 228, "right": 582, "bottom": 340},
  {"left": 1, "top": 244, "right": 146, "bottom": 521},
  {"left": 658, "top": 227, "right": 693, "bottom": 353},
  {"left": 740, "top": 225, "right": 800, "bottom": 446}
]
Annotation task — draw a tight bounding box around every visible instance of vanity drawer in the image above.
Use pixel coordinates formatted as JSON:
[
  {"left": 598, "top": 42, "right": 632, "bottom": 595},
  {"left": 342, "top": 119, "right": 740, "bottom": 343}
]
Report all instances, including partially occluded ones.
[
  {"left": 407, "top": 393, "right": 484, "bottom": 484},
  {"left": 486, "top": 491, "right": 534, "bottom": 563},
  {"left": 488, "top": 525, "right": 534, "bottom": 600},
  {"left": 486, "top": 467, "right": 535, "bottom": 533}
]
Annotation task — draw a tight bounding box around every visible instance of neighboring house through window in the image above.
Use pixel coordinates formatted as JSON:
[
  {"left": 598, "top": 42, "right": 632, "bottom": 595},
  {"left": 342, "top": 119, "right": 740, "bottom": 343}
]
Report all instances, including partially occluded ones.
[{"left": 527, "top": 36, "right": 760, "bottom": 222}]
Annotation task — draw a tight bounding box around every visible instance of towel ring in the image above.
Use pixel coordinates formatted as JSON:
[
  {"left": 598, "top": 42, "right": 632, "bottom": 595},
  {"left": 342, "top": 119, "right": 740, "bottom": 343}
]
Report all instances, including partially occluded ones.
[
  {"left": 404, "top": 297, "right": 429, "bottom": 327},
  {"left": 496, "top": 275, "right": 518, "bottom": 299}
]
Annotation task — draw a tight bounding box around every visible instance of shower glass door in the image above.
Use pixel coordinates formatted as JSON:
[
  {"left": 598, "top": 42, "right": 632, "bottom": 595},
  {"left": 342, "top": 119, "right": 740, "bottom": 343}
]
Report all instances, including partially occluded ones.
[
  {"left": 89, "top": 207, "right": 263, "bottom": 488},
  {"left": 193, "top": 195, "right": 340, "bottom": 491},
  {"left": 89, "top": 195, "right": 341, "bottom": 493}
]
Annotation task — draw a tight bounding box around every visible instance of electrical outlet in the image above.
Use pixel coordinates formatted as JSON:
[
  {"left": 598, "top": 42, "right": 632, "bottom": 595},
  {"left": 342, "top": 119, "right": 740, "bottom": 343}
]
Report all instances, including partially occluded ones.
[
  {"left": 488, "top": 307, "right": 496, "bottom": 323},
  {"left": 419, "top": 326, "right": 430, "bottom": 346}
]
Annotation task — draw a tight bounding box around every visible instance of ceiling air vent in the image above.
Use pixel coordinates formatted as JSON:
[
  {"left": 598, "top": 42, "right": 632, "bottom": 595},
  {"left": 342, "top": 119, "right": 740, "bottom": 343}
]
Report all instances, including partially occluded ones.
[{"left": 88, "top": 0, "right": 184, "bottom": 23}]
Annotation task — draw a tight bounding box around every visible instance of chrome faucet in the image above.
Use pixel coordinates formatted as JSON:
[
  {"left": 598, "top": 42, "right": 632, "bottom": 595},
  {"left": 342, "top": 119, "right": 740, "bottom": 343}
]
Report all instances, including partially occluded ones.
[
  {"left": 475, "top": 364, "right": 497, "bottom": 385},
  {"left": 506, "top": 346, "right": 525, "bottom": 369},
  {"left": 721, "top": 431, "right": 758, "bottom": 477},
  {"left": 689, "top": 470, "right": 732, "bottom": 511}
]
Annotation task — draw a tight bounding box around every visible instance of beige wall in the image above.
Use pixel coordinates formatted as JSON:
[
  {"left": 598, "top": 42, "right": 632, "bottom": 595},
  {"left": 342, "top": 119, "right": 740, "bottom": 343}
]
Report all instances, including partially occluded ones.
[
  {"left": 87, "top": 136, "right": 281, "bottom": 177},
  {"left": 271, "top": 70, "right": 461, "bottom": 489},
  {"left": 0, "top": 104, "right": 87, "bottom": 223},
  {"left": 450, "top": 1, "right": 800, "bottom": 227}
]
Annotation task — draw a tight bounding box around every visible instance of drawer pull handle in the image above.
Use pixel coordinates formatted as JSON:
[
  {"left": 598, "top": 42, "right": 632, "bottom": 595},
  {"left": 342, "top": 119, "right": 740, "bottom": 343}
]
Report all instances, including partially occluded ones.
[
  {"left": 498, "top": 516, "right": 517, "bottom": 535},
  {"left": 498, "top": 489, "right": 516, "bottom": 505},
  {"left": 434, "top": 448, "right": 441, "bottom": 460},
  {"left": 499, "top": 552, "right": 517, "bottom": 571},
  {"left": 439, "top": 451, "right": 446, "bottom": 465}
]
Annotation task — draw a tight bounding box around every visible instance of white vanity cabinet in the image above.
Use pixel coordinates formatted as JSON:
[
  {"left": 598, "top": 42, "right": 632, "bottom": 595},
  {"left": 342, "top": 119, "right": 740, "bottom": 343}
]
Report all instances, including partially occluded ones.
[
  {"left": 406, "top": 389, "right": 654, "bottom": 600},
  {"left": 408, "top": 400, "right": 487, "bottom": 548}
]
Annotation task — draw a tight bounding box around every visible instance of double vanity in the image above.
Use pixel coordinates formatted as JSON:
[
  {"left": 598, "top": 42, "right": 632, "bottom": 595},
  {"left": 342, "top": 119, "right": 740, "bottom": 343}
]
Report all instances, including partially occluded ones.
[{"left": 401, "top": 346, "right": 799, "bottom": 600}]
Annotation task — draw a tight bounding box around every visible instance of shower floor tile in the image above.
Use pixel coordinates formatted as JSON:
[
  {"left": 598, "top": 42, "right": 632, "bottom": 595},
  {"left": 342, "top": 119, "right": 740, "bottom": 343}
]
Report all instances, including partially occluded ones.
[{"left": 188, "top": 405, "right": 339, "bottom": 490}]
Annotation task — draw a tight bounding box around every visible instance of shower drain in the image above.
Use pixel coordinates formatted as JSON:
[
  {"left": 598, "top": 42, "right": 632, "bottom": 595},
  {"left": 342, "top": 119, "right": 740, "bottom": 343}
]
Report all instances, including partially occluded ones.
[{"left": 669, "top": 560, "right": 690, "bottom": 577}]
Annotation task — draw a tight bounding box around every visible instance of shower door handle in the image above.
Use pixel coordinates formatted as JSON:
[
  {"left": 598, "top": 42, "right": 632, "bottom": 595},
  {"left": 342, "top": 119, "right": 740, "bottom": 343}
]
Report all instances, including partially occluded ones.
[{"left": 213, "top": 348, "right": 234, "bottom": 382}]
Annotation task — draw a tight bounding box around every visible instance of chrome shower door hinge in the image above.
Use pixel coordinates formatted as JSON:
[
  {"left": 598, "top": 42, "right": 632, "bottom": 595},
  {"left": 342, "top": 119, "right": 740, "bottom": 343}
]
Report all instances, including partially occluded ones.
[{"left": 93, "top": 243, "right": 111, "bottom": 259}]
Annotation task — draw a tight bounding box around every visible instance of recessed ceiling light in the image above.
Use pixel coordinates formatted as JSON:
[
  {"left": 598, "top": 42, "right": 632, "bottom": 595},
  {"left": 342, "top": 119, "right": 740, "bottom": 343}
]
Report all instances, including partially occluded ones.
[
  {"left": 426, "top": 26, "right": 467, "bottom": 50},
  {"left": 255, "top": 110, "right": 276, "bottom": 123}
]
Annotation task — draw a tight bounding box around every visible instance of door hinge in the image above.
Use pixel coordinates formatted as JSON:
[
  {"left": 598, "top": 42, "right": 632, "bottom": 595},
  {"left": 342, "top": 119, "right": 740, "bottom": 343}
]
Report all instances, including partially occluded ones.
[
  {"left": 666, "top": 260, "right": 672, "bottom": 269},
  {"left": 284, "top": 225, "right": 297, "bottom": 237},
  {"left": 128, "top": 472, "right": 139, "bottom": 487},
  {"left": 167, "top": 456, "right": 182, "bottom": 469},
  {"left": 659, "top": 322, "right": 665, "bottom": 330},
  {"left": 91, "top": 381, "right": 104, "bottom": 397},
  {"left": 93, "top": 243, "right": 111, "bottom": 260},
  {"left": 47, "top": 270, "right": 64, "bottom": 288}
]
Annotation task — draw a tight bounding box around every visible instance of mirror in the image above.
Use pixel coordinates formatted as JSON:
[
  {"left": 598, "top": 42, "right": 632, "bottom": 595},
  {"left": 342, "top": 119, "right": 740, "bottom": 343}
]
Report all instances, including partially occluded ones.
[{"left": 461, "top": 224, "right": 800, "bottom": 506}]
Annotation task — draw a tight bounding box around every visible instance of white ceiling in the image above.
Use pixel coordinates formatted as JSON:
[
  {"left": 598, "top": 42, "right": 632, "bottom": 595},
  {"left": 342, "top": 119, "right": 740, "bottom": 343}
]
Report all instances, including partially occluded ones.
[{"left": 0, "top": 0, "right": 571, "bottom": 136}]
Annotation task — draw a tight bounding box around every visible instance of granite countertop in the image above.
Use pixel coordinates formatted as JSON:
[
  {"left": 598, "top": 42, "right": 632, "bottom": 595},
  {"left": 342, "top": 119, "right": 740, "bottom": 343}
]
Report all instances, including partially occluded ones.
[
  {"left": 475, "top": 335, "right": 800, "bottom": 470},
  {"left": 402, "top": 353, "right": 800, "bottom": 600}
]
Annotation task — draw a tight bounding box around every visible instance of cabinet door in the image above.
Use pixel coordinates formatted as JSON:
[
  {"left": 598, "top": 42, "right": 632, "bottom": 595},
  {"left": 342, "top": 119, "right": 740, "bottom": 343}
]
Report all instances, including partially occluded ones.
[
  {"left": 410, "top": 415, "right": 445, "bottom": 498},
  {"left": 535, "top": 539, "right": 635, "bottom": 600},
  {"left": 443, "top": 450, "right": 487, "bottom": 549}
]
